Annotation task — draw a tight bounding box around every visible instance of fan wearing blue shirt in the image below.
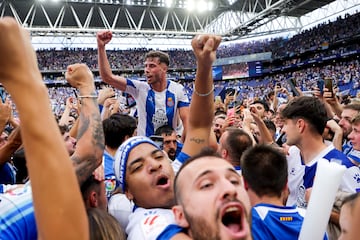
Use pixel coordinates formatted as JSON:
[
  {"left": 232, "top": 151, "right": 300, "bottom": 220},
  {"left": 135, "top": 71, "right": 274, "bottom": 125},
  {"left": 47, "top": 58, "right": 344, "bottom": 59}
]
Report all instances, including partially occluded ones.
[{"left": 241, "top": 144, "right": 328, "bottom": 240}]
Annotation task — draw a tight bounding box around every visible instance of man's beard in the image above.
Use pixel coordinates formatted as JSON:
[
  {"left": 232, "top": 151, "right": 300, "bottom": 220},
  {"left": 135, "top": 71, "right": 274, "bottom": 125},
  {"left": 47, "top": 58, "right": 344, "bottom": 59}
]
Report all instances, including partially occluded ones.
[{"left": 183, "top": 208, "right": 221, "bottom": 240}]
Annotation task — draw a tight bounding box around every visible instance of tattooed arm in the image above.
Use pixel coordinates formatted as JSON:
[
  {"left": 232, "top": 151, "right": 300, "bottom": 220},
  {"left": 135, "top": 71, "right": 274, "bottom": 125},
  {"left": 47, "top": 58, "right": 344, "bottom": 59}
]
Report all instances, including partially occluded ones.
[
  {"left": 181, "top": 35, "right": 222, "bottom": 157},
  {"left": 66, "top": 64, "right": 105, "bottom": 186}
]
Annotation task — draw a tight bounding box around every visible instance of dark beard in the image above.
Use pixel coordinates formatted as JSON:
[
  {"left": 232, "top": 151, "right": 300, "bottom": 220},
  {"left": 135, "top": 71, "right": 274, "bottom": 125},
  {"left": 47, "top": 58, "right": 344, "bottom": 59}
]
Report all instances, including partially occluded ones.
[{"left": 183, "top": 208, "right": 221, "bottom": 240}]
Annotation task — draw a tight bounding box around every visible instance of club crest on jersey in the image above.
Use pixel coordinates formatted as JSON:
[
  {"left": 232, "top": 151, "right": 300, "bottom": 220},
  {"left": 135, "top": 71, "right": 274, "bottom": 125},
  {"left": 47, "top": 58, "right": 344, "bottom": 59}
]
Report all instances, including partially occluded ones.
[{"left": 167, "top": 97, "right": 174, "bottom": 107}]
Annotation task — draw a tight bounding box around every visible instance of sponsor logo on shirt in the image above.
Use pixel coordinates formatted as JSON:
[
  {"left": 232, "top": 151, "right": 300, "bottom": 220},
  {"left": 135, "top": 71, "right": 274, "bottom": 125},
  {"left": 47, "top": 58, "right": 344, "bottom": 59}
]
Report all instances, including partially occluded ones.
[
  {"left": 141, "top": 213, "right": 168, "bottom": 237},
  {"left": 104, "top": 178, "right": 116, "bottom": 197},
  {"left": 279, "top": 216, "right": 293, "bottom": 221}
]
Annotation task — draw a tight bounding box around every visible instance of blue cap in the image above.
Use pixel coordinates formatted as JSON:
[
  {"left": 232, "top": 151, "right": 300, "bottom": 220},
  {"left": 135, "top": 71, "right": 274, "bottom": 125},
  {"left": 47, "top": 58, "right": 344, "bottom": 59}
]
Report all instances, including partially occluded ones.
[{"left": 114, "top": 136, "right": 160, "bottom": 192}]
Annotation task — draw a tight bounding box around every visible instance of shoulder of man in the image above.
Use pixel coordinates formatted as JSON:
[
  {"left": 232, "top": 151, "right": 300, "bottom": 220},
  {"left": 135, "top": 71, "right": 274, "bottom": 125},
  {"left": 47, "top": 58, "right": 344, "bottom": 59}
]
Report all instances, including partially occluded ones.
[{"left": 126, "top": 207, "right": 176, "bottom": 240}]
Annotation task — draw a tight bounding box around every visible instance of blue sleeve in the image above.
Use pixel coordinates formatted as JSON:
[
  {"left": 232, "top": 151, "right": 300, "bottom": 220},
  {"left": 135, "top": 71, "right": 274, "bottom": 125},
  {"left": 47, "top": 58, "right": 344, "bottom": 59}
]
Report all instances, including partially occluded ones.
[
  {"left": 0, "top": 163, "right": 16, "bottom": 185},
  {"left": 157, "top": 224, "right": 185, "bottom": 240},
  {"left": 98, "top": 104, "right": 103, "bottom": 113},
  {"left": 178, "top": 101, "right": 190, "bottom": 107},
  {"left": 176, "top": 152, "right": 190, "bottom": 164}
]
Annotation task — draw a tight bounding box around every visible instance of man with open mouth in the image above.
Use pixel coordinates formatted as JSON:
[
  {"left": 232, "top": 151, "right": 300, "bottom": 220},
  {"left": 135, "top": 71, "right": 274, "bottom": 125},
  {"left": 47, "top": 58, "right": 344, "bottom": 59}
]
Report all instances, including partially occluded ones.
[{"left": 170, "top": 149, "right": 251, "bottom": 240}]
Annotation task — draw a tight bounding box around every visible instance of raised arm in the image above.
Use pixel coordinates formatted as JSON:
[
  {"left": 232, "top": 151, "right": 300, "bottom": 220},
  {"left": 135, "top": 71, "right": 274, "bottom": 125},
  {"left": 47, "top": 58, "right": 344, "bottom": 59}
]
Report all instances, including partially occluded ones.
[
  {"left": 181, "top": 35, "right": 221, "bottom": 156},
  {"left": 250, "top": 106, "right": 274, "bottom": 144},
  {"left": 179, "top": 106, "right": 189, "bottom": 142},
  {"left": 0, "top": 17, "right": 88, "bottom": 240},
  {"left": 97, "top": 31, "right": 127, "bottom": 91},
  {"left": 0, "top": 126, "right": 22, "bottom": 167},
  {"left": 0, "top": 99, "right": 10, "bottom": 133},
  {"left": 66, "top": 64, "right": 105, "bottom": 186}
]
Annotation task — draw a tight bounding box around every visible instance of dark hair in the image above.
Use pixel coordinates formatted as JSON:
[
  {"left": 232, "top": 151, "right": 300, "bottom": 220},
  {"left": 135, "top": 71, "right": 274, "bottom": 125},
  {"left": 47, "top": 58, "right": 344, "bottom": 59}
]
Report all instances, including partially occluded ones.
[
  {"left": 87, "top": 208, "right": 126, "bottom": 240},
  {"left": 267, "top": 91, "right": 275, "bottom": 99},
  {"left": 214, "top": 109, "right": 227, "bottom": 116},
  {"left": 58, "top": 125, "right": 69, "bottom": 135},
  {"left": 155, "top": 125, "right": 175, "bottom": 136},
  {"left": 174, "top": 147, "right": 221, "bottom": 204},
  {"left": 102, "top": 113, "right": 137, "bottom": 149},
  {"left": 264, "top": 119, "right": 276, "bottom": 133},
  {"left": 223, "top": 128, "right": 253, "bottom": 167},
  {"left": 145, "top": 50, "right": 170, "bottom": 66},
  {"left": 81, "top": 175, "right": 102, "bottom": 201},
  {"left": 252, "top": 100, "right": 270, "bottom": 112},
  {"left": 241, "top": 144, "right": 287, "bottom": 198},
  {"left": 341, "top": 192, "right": 360, "bottom": 209},
  {"left": 281, "top": 96, "right": 327, "bottom": 135}
]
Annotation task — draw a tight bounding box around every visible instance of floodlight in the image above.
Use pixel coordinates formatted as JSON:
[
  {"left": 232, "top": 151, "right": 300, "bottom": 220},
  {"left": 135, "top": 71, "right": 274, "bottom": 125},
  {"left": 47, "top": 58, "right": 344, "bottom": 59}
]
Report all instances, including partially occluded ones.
[
  {"left": 197, "top": 0, "right": 206, "bottom": 12},
  {"left": 208, "top": 1, "right": 214, "bottom": 11},
  {"left": 165, "top": 0, "right": 173, "bottom": 8},
  {"left": 187, "top": 0, "right": 195, "bottom": 12}
]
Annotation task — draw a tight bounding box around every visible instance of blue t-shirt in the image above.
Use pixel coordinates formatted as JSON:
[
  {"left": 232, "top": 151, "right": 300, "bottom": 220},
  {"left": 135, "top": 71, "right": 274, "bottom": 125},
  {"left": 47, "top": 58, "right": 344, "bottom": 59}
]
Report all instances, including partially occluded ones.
[
  {"left": 0, "top": 183, "right": 37, "bottom": 240},
  {"left": 251, "top": 203, "right": 328, "bottom": 240},
  {"left": 103, "top": 150, "right": 118, "bottom": 199},
  {"left": 0, "top": 163, "right": 16, "bottom": 185}
]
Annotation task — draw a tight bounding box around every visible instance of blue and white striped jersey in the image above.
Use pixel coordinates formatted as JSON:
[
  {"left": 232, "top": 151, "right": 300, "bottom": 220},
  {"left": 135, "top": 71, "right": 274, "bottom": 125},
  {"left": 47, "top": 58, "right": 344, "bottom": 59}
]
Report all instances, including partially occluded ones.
[
  {"left": 125, "top": 79, "right": 189, "bottom": 137},
  {"left": 0, "top": 183, "right": 37, "bottom": 240},
  {"left": 286, "top": 145, "right": 360, "bottom": 208}
]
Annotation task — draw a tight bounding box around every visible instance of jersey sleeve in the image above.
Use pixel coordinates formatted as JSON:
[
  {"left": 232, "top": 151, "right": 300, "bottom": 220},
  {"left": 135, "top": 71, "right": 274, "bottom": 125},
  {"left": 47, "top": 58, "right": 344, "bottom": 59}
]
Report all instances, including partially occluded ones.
[
  {"left": 175, "top": 84, "right": 190, "bottom": 108},
  {"left": 127, "top": 209, "right": 177, "bottom": 240},
  {"left": 156, "top": 224, "right": 184, "bottom": 240},
  {"left": 126, "top": 79, "right": 149, "bottom": 98}
]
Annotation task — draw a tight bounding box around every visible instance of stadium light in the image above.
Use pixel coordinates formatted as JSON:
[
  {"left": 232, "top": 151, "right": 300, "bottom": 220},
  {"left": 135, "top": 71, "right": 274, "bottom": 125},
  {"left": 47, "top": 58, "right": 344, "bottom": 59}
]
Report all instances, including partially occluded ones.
[
  {"left": 208, "top": 1, "right": 213, "bottom": 11},
  {"left": 197, "top": 0, "right": 206, "bottom": 13},
  {"left": 186, "top": 0, "right": 195, "bottom": 12},
  {"left": 165, "top": 0, "right": 173, "bottom": 8}
]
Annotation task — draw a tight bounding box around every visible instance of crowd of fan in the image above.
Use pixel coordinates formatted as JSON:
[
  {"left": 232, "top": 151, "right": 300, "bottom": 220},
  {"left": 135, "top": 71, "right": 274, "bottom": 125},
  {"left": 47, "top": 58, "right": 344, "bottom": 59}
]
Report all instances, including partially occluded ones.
[{"left": 2, "top": 11, "right": 360, "bottom": 240}]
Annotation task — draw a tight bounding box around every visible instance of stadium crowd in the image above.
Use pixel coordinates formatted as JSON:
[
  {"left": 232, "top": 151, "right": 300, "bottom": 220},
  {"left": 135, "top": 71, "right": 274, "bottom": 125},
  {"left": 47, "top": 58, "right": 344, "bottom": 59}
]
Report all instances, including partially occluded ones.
[{"left": 1, "top": 8, "right": 360, "bottom": 240}]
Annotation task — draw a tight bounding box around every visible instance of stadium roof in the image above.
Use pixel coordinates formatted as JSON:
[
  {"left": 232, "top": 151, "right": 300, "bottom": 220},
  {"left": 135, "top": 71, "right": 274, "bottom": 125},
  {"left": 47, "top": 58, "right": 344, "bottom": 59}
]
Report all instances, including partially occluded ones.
[{"left": 0, "top": 0, "right": 359, "bottom": 48}]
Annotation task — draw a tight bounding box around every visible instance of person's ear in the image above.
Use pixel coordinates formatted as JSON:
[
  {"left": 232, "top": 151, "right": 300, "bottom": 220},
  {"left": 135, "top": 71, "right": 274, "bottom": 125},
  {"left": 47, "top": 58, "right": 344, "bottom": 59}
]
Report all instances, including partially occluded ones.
[
  {"left": 161, "top": 64, "right": 168, "bottom": 73},
  {"left": 221, "top": 149, "right": 228, "bottom": 159},
  {"left": 172, "top": 205, "right": 189, "bottom": 228},
  {"left": 297, "top": 118, "right": 306, "bottom": 133},
  {"left": 243, "top": 179, "right": 249, "bottom": 191},
  {"left": 125, "top": 189, "right": 134, "bottom": 202},
  {"left": 89, "top": 191, "right": 98, "bottom": 208}
]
